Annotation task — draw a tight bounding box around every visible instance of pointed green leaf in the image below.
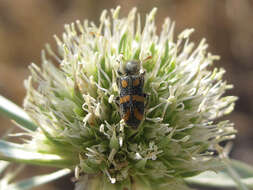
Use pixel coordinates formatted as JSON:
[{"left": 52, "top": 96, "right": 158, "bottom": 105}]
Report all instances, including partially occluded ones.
[
  {"left": 230, "top": 159, "right": 253, "bottom": 177},
  {"left": 0, "top": 140, "right": 73, "bottom": 168},
  {"left": 0, "top": 95, "right": 37, "bottom": 131},
  {"left": 224, "top": 159, "right": 248, "bottom": 190},
  {"left": 185, "top": 171, "right": 253, "bottom": 188},
  {"left": 185, "top": 159, "right": 253, "bottom": 189},
  {"left": 7, "top": 169, "right": 71, "bottom": 190}
]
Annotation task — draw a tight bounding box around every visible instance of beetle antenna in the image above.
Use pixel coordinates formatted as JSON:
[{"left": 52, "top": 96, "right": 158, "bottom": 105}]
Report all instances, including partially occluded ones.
[
  {"left": 89, "top": 31, "right": 101, "bottom": 37},
  {"left": 142, "top": 55, "right": 152, "bottom": 63}
]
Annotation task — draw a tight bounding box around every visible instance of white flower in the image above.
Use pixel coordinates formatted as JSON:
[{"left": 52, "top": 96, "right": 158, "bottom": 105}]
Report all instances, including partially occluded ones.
[{"left": 23, "top": 6, "right": 237, "bottom": 190}]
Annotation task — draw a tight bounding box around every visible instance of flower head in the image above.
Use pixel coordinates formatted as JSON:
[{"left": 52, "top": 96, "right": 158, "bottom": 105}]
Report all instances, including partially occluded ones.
[{"left": 24, "top": 6, "right": 237, "bottom": 190}]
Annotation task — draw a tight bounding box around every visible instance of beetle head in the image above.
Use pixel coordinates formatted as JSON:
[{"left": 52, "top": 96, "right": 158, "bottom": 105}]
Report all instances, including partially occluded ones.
[{"left": 123, "top": 60, "right": 140, "bottom": 75}]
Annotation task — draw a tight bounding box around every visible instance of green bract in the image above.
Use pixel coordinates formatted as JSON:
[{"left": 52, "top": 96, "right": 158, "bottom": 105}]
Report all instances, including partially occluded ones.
[{"left": 23, "top": 7, "right": 237, "bottom": 190}]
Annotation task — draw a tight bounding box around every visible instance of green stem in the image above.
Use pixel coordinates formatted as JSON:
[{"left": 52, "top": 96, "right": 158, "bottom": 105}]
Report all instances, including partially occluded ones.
[
  {"left": 0, "top": 140, "right": 73, "bottom": 168},
  {"left": 0, "top": 95, "right": 37, "bottom": 131}
]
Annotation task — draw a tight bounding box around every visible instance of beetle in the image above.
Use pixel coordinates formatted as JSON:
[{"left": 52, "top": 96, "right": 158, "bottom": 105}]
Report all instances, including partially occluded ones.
[{"left": 116, "top": 59, "right": 149, "bottom": 128}]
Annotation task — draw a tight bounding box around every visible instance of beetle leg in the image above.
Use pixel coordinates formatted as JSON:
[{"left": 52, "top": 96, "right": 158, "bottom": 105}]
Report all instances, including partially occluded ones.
[
  {"left": 115, "top": 96, "right": 120, "bottom": 107},
  {"left": 117, "top": 69, "right": 122, "bottom": 76},
  {"left": 116, "top": 76, "right": 120, "bottom": 87},
  {"left": 140, "top": 69, "right": 146, "bottom": 76},
  {"left": 144, "top": 93, "right": 150, "bottom": 108}
]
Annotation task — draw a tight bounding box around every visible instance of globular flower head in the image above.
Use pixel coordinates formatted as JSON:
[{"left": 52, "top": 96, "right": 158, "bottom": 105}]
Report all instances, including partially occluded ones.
[{"left": 24, "top": 6, "right": 237, "bottom": 190}]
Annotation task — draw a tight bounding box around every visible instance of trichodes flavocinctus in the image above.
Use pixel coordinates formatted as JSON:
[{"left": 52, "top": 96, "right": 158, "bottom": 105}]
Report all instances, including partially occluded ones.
[{"left": 116, "top": 57, "right": 151, "bottom": 128}]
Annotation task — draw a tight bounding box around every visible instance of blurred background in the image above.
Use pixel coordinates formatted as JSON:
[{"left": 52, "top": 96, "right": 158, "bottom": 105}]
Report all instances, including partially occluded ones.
[{"left": 0, "top": 0, "right": 252, "bottom": 189}]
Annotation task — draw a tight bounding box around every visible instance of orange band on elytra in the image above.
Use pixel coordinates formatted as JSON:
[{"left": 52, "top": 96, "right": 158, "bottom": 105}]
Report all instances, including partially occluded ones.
[
  {"left": 121, "top": 80, "right": 128, "bottom": 88},
  {"left": 120, "top": 95, "right": 130, "bottom": 104},
  {"left": 134, "top": 108, "right": 143, "bottom": 121},
  {"left": 133, "top": 79, "right": 140, "bottom": 86},
  {"left": 132, "top": 95, "right": 145, "bottom": 102}
]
